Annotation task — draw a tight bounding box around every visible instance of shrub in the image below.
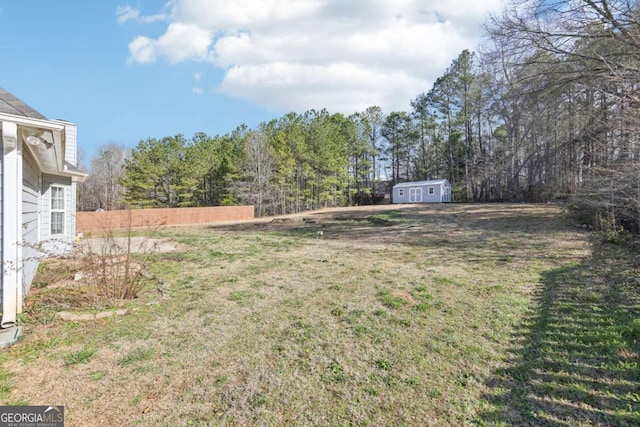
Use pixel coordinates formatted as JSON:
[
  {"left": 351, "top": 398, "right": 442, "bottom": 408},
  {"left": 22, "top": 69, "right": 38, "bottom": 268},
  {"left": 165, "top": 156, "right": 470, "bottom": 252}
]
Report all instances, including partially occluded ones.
[
  {"left": 79, "top": 212, "right": 162, "bottom": 304},
  {"left": 569, "top": 162, "right": 640, "bottom": 237},
  {"left": 593, "top": 228, "right": 633, "bottom": 245}
]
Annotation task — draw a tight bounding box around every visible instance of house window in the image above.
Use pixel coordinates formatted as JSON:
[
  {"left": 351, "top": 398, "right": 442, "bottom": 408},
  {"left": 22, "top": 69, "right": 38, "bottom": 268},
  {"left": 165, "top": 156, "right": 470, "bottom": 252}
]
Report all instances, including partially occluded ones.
[
  {"left": 51, "top": 186, "right": 65, "bottom": 235},
  {"left": 398, "top": 189, "right": 404, "bottom": 196},
  {"left": 428, "top": 186, "right": 435, "bottom": 195}
]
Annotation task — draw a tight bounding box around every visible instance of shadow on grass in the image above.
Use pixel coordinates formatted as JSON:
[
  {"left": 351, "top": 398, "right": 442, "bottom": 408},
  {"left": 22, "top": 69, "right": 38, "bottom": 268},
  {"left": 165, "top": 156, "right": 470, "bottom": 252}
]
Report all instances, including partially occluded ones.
[{"left": 477, "top": 242, "right": 640, "bottom": 426}]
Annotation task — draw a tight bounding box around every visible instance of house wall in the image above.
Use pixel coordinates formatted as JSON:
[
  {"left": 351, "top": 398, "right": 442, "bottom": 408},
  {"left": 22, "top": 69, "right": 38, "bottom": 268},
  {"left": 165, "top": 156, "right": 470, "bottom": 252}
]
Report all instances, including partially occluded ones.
[
  {"left": 41, "top": 174, "right": 73, "bottom": 255},
  {"left": 22, "top": 148, "right": 41, "bottom": 297},
  {"left": 0, "top": 107, "right": 82, "bottom": 334},
  {"left": 22, "top": 150, "right": 40, "bottom": 298},
  {"left": 76, "top": 206, "right": 255, "bottom": 233},
  {"left": 61, "top": 122, "right": 77, "bottom": 165},
  {"left": 62, "top": 124, "right": 77, "bottom": 244}
]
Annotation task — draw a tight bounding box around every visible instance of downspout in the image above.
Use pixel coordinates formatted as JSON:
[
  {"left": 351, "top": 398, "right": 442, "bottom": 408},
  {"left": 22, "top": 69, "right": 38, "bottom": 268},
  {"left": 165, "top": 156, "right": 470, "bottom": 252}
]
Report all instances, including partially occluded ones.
[{"left": 1, "top": 121, "right": 22, "bottom": 331}]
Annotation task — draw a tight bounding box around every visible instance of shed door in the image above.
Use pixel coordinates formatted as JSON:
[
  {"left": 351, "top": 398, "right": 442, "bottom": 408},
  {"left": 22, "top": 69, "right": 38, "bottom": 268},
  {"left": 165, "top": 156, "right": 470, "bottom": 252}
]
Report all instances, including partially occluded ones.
[{"left": 409, "top": 187, "right": 422, "bottom": 202}]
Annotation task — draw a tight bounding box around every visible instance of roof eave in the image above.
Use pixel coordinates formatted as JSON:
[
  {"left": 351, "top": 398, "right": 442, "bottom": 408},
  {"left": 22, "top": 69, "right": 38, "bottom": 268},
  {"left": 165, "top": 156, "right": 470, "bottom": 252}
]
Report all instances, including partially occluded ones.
[
  {"left": 393, "top": 179, "right": 448, "bottom": 188},
  {"left": 0, "top": 112, "right": 65, "bottom": 132},
  {"left": 62, "top": 161, "right": 89, "bottom": 182}
]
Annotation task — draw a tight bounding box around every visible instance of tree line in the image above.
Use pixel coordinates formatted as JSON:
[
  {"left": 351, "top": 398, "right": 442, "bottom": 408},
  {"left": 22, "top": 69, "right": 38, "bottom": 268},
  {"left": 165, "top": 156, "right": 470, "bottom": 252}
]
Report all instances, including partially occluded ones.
[{"left": 78, "top": 0, "right": 640, "bottom": 235}]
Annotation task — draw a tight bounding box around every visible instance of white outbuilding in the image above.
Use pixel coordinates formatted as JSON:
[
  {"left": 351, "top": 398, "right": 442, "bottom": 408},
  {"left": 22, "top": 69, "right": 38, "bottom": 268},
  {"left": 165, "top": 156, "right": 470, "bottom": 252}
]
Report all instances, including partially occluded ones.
[{"left": 392, "top": 179, "right": 452, "bottom": 204}]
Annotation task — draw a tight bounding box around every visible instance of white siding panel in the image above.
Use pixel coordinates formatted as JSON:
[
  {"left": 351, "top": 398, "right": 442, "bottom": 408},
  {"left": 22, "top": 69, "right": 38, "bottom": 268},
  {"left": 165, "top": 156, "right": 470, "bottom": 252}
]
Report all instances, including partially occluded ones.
[
  {"left": 60, "top": 122, "right": 78, "bottom": 238},
  {"left": 70, "top": 183, "right": 76, "bottom": 237},
  {"left": 22, "top": 148, "right": 40, "bottom": 296},
  {"left": 64, "top": 123, "right": 77, "bottom": 166},
  {"left": 65, "top": 124, "right": 78, "bottom": 238}
]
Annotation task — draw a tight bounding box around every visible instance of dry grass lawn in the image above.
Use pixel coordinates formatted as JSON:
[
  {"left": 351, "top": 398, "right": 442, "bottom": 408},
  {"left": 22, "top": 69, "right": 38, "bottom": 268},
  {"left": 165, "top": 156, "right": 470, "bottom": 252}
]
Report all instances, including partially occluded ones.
[{"left": 1, "top": 203, "right": 639, "bottom": 426}]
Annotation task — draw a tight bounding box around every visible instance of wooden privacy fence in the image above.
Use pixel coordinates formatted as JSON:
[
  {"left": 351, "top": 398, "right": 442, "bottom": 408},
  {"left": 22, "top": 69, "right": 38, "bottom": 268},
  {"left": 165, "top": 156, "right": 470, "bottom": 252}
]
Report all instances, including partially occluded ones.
[{"left": 76, "top": 206, "right": 254, "bottom": 234}]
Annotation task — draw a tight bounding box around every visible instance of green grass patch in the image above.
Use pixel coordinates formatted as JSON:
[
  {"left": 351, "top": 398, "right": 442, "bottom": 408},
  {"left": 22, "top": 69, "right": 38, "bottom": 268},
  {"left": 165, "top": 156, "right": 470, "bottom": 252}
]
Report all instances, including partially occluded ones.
[
  {"left": 377, "top": 289, "right": 408, "bottom": 309},
  {"left": 322, "top": 360, "right": 348, "bottom": 383},
  {"left": 64, "top": 347, "right": 96, "bottom": 367},
  {"left": 228, "top": 290, "right": 259, "bottom": 306},
  {"left": 432, "top": 275, "right": 463, "bottom": 287},
  {"left": 118, "top": 347, "right": 155, "bottom": 367},
  {"left": 0, "top": 369, "right": 15, "bottom": 402},
  {"left": 90, "top": 371, "right": 106, "bottom": 381},
  {"left": 370, "top": 210, "right": 404, "bottom": 221}
]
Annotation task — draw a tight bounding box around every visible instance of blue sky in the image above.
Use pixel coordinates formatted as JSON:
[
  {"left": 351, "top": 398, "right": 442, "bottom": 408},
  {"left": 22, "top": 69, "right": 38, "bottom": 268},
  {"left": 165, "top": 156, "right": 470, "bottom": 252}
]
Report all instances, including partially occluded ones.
[{"left": 0, "top": 0, "right": 503, "bottom": 162}]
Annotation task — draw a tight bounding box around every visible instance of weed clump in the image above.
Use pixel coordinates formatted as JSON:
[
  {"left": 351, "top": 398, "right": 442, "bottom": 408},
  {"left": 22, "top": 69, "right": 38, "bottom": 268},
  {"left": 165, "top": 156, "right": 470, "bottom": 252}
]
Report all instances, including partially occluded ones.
[{"left": 64, "top": 347, "right": 96, "bottom": 366}]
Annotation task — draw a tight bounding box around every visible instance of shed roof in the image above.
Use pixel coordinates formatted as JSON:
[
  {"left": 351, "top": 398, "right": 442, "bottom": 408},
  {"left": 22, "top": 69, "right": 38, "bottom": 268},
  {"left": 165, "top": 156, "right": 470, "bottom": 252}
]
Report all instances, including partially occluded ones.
[
  {"left": 0, "top": 88, "right": 47, "bottom": 120},
  {"left": 393, "top": 179, "right": 449, "bottom": 188}
]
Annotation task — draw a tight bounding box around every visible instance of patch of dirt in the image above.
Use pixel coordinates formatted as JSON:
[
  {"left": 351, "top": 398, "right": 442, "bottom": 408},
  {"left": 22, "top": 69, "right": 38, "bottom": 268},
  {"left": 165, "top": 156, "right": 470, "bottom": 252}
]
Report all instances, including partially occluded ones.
[
  {"left": 76, "top": 237, "right": 189, "bottom": 254},
  {"left": 27, "top": 236, "right": 182, "bottom": 317}
]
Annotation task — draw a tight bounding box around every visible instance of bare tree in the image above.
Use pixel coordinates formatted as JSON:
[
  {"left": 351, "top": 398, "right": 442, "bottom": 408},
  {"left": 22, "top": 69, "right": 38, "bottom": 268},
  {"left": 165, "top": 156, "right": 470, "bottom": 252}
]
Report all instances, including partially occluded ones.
[
  {"left": 362, "top": 106, "right": 385, "bottom": 195},
  {"left": 236, "top": 128, "right": 277, "bottom": 217},
  {"left": 484, "top": 0, "right": 640, "bottom": 229},
  {"left": 78, "top": 143, "right": 127, "bottom": 211}
]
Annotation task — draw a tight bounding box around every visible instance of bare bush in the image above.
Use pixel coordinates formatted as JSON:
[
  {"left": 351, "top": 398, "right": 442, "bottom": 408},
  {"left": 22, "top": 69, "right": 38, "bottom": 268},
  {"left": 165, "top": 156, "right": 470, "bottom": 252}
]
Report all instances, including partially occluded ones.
[
  {"left": 569, "top": 161, "right": 640, "bottom": 236},
  {"left": 78, "top": 214, "right": 162, "bottom": 305}
]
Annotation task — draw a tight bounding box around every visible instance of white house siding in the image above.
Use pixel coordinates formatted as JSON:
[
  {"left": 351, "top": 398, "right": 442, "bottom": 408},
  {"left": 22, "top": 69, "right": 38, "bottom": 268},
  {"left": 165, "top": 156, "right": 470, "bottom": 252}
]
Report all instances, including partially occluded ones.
[
  {"left": 22, "top": 148, "right": 40, "bottom": 297},
  {"left": 58, "top": 121, "right": 77, "bottom": 166},
  {"left": 63, "top": 124, "right": 78, "bottom": 239},
  {"left": 41, "top": 174, "right": 73, "bottom": 255}
]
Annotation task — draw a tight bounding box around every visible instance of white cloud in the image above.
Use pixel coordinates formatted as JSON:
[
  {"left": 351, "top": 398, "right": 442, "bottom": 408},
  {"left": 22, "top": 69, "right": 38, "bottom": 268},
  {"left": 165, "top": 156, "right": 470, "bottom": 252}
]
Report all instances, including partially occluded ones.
[
  {"left": 192, "top": 72, "right": 205, "bottom": 94},
  {"left": 173, "top": 0, "right": 324, "bottom": 30},
  {"left": 128, "top": 22, "right": 212, "bottom": 64},
  {"left": 116, "top": 5, "right": 140, "bottom": 24},
  {"left": 221, "top": 63, "right": 426, "bottom": 113},
  {"left": 116, "top": 4, "right": 169, "bottom": 25},
  {"left": 128, "top": 36, "right": 155, "bottom": 64},
  {"left": 139, "top": 13, "right": 169, "bottom": 24},
  {"left": 124, "top": 0, "right": 505, "bottom": 113}
]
